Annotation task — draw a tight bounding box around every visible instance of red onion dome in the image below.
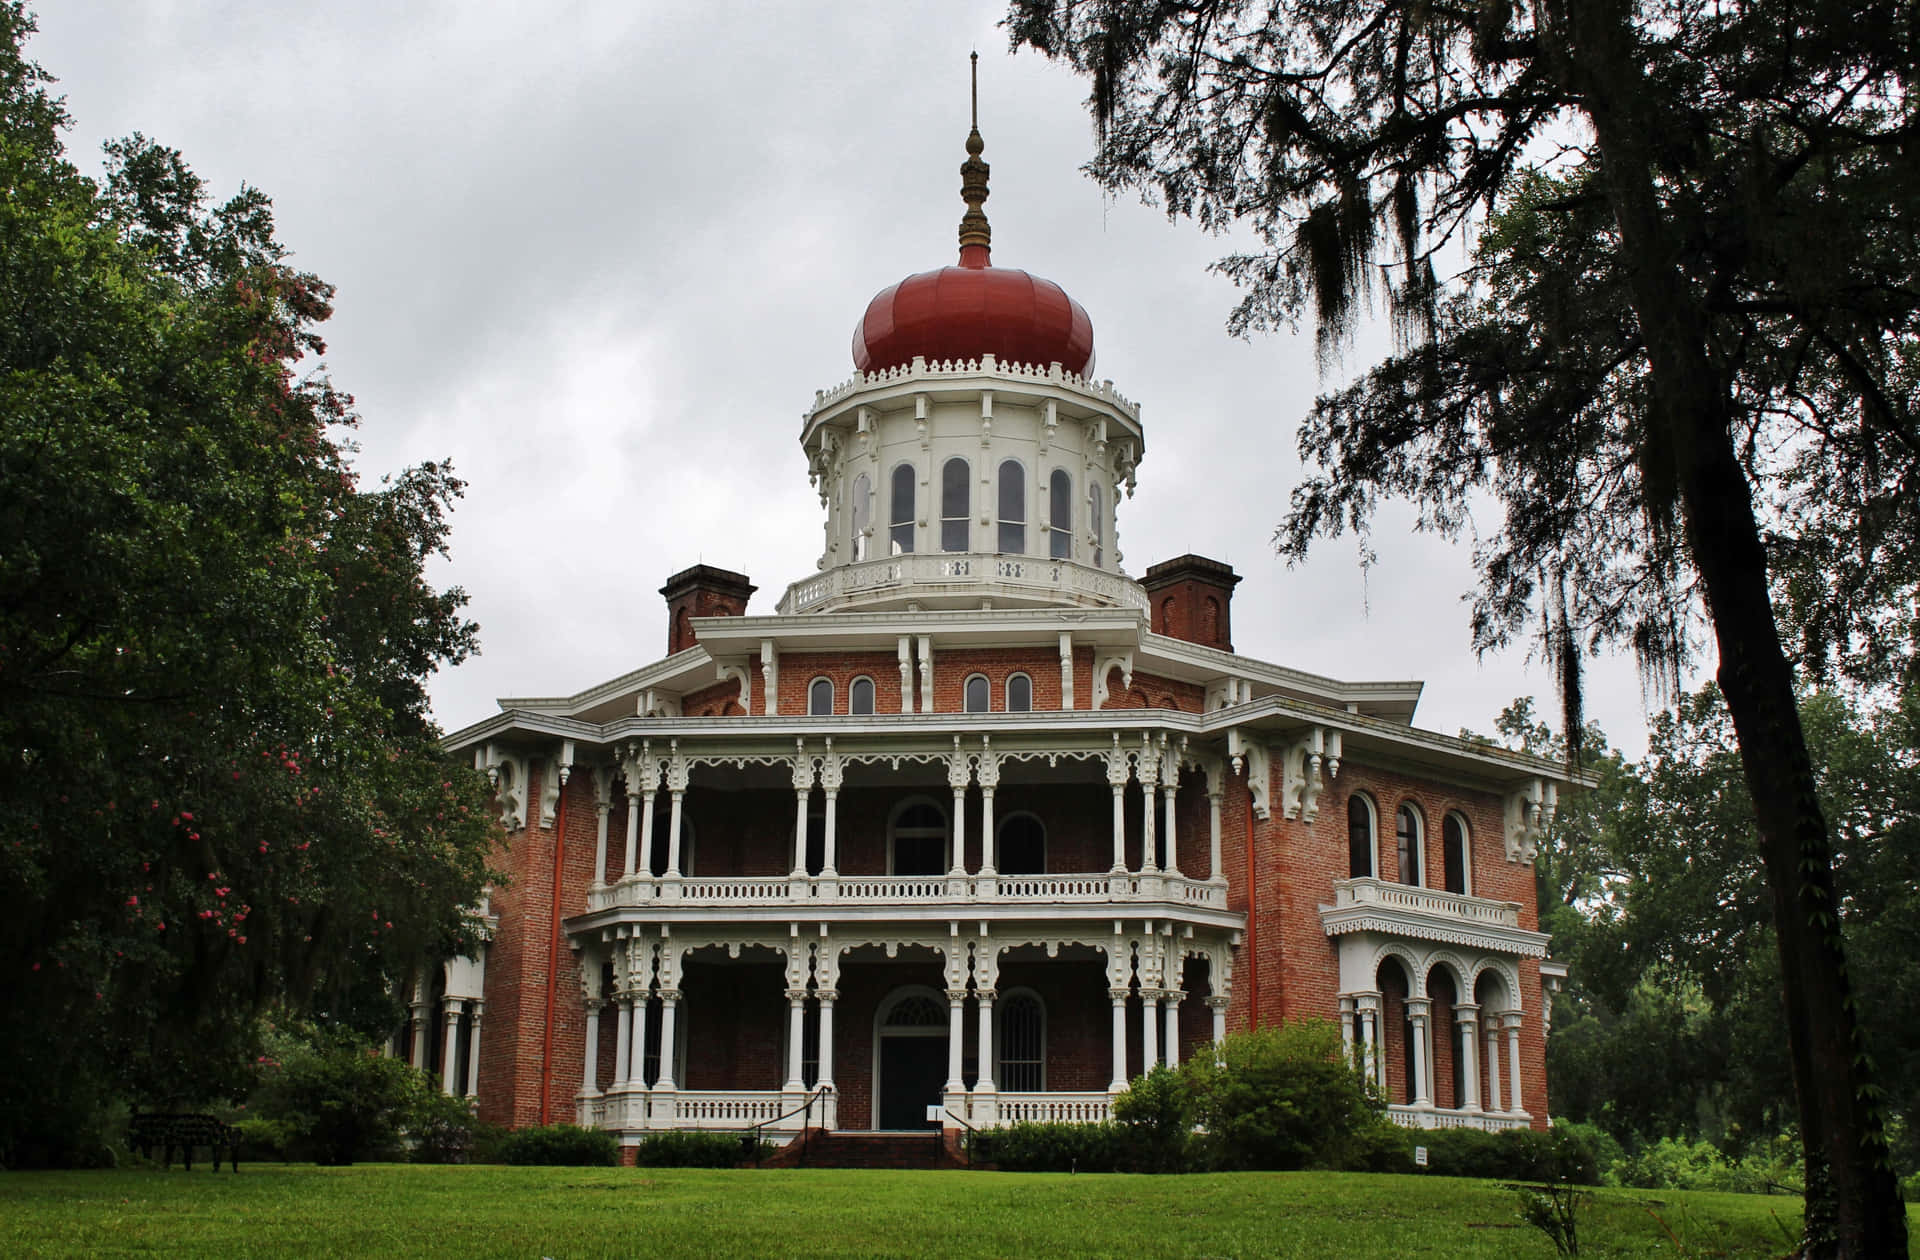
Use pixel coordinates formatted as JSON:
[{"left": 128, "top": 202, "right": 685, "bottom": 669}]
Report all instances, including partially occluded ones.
[
  {"left": 852, "top": 61, "right": 1096, "bottom": 377},
  {"left": 852, "top": 264, "right": 1095, "bottom": 376}
]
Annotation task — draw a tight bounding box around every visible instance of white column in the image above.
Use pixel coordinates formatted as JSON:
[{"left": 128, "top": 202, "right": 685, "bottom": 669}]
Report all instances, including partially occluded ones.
[
  {"left": 1206, "top": 995, "right": 1228, "bottom": 1045},
  {"left": 948, "top": 777, "right": 968, "bottom": 879},
  {"left": 1110, "top": 783, "right": 1127, "bottom": 872},
  {"left": 1059, "top": 630, "right": 1075, "bottom": 710},
  {"left": 1339, "top": 996, "right": 1356, "bottom": 1060},
  {"left": 655, "top": 991, "right": 680, "bottom": 1090},
  {"left": 1207, "top": 785, "right": 1224, "bottom": 882},
  {"left": 1357, "top": 996, "right": 1381, "bottom": 1091},
  {"left": 975, "top": 990, "right": 997, "bottom": 1093},
  {"left": 1408, "top": 999, "right": 1432, "bottom": 1107},
  {"left": 1161, "top": 767, "right": 1179, "bottom": 877},
  {"left": 1504, "top": 1012, "right": 1524, "bottom": 1113},
  {"left": 1485, "top": 1021, "right": 1503, "bottom": 1113},
  {"left": 665, "top": 789, "right": 685, "bottom": 878},
  {"left": 822, "top": 790, "right": 839, "bottom": 877},
  {"left": 635, "top": 789, "right": 655, "bottom": 878},
  {"left": 1139, "top": 771, "right": 1159, "bottom": 874},
  {"left": 1161, "top": 992, "right": 1182, "bottom": 1069},
  {"left": 1109, "top": 988, "right": 1131, "bottom": 1091},
  {"left": 817, "top": 989, "right": 838, "bottom": 1089},
  {"left": 1139, "top": 989, "right": 1160, "bottom": 1071},
  {"left": 792, "top": 787, "right": 810, "bottom": 877},
  {"left": 630, "top": 993, "right": 651, "bottom": 1086},
  {"left": 609, "top": 996, "right": 629, "bottom": 1089},
  {"left": 409, "top": 1001, "right": 431, "bottom": 1069},
  {"left": 944, "top": 989, "right": 967, "bottom": 1095},
  {"left": 592, "top": 804, "right": 611, "bottom": 887},
  {"left": 441, "top": 1000, "right": 463, "bottom": 1094},
  {"left": 1457, "top": 1004, "right": 1481, "bottom": 1111},
  {"left": 622, "top": 787, "right": 641, "bottom": 879},
  {"left": 784, "top": 990, "right": 808, "bottom": 1091},
  {"left": 465, "top": 1002, "right": 484, "bottom": 1097},
  {"left": 898, "top": 637, "right": 915, "bottom": 713},
  {"left": 979, "top": 786, "right": 996, "bottom": 876}
]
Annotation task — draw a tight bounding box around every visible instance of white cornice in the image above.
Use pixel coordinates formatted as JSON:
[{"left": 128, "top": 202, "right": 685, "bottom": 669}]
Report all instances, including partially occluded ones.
[{"left": 1319, "top": 905, "right": 1550, "bottom": 958}]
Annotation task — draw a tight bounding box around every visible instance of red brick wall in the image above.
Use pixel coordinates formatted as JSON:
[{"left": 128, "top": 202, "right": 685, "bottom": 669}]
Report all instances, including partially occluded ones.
[{"left": 681, "top": 959, "right": 785, "bottom": 1091}]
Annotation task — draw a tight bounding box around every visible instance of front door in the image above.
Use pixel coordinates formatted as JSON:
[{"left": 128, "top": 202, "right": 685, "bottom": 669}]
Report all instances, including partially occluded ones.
[{"left": 878, "top": 1036, "right": 945, "bottom": 1130}]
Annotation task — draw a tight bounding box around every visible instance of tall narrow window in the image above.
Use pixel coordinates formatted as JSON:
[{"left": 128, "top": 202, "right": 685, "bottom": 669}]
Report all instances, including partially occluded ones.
[
  {"left": 1348, "top": 795, "right": 1375, "bottom": 878},
  {"left": 808, "top": 678, "right": 833, "bottom": 716},
  {"left": 998, "top": 991, "right": 1045, "bottom": 1091},
  {"left": 964, "top": 674, "right": 990, "bottom": 713},
  {"left": 890, "top": 800, "right": 948, "bottom": 875},
  {"left": 1397, "top": 805, "right": 1423, "bottom": 887},
  {"left": 941, "top": 457, "right": 970, "bottom": 552},
  {"left": 997, "top": 459, "right": 1026, "bottom": 553},
  {"left": 1443, "top": 813, "right": 1469, "bottom": 895},
  {"left": 1005, "top": 673, "right": 1032, "bottom": 713},
  {"left": 889, "top": 464, "right": 915, "bottom": 555},
  {"left": 1048, "top": 469, "right": 1072, "bottom": 559},
  {"left": 1089, "top": 482, "right": 1105, "bottom": 567},
  {"left": 850, "top": 677, "right": 875, "bottom": 716},
  {"left": 850, "top": 472, "right": 871, "bottom": 562},
  {"left": 998, "top": 814, "right": 1045, "bottom": 875}
]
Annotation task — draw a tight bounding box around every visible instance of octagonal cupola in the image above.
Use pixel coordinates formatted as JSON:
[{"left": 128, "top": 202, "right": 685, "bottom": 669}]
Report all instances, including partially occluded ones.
[{"left": 781, "top": 60, "right": 1146, "bottom": 617}]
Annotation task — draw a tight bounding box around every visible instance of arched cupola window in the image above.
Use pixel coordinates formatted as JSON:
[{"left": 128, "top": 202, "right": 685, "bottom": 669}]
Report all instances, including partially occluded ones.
[
  {"left": 1048, "top": 469, "right": 1072, "bottom": 559},
  {"left": 851, "top": 472, "right": 872, "bottom": 562},
  {"left": 889, "top": 463, "right": 915, "bottom": 555},
  {"left": 998, "top": 459, "right": 1027, "bottom": 554},
  {"left": 941, "top": 457, "right": 970, "bottom": 552}
]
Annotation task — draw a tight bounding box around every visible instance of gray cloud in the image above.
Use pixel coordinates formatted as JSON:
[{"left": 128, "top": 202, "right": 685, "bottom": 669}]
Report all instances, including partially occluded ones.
[{"left": 32, "top": 0, "right": 1679, "bottom": 754}]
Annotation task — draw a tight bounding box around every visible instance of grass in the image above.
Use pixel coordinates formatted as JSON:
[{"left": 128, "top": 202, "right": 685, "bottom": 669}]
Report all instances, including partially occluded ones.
[{"left": 3, "top": 1164, "right": 1912, "bottom": 1259}]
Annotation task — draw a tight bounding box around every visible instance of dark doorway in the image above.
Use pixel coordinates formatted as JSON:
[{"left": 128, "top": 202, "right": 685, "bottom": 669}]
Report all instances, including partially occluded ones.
[{"left": 878, "top": 1037, "right": 945, "bottom": 1130}]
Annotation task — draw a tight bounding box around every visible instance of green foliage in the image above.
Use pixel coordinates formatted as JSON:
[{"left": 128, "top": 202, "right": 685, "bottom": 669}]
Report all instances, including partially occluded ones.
[
  {"left": 497, "top": 1124, "right": 618, "bottom": 1167},
  {"left": 1612, "top": 1135, "right": 1805, "bottom": 1196},
  {"left": 229, "top": 1115, "right": 295, "bottom": 1163},
  {"left": 0, "top": 3, "right": 497, "bottom": 1161},
  {"left": 1514, "top": 1181, "right": 1587, "bottom": 1257},
  {"left": 247, "top": 1023, "right": 418, "bottom": 1166},
  {"left": 1179, "top": 1021, "right": 1381, "bottom": 1171},
  {"left": 404, "top": 1088, "right": 483, "bottom": 1166},
  {"left": 974, "top": 1121, "right": 1128, "bottom": 1173},
  {"left": 1112, "top": 1064, "right": 1190, "bottom": 1173},
  {"left": 1408, "top": 1126, "right": 1603, "bottom": 1187},
  {"left": 632, "top": 1130, "right": 763, "bottom": 1168}
]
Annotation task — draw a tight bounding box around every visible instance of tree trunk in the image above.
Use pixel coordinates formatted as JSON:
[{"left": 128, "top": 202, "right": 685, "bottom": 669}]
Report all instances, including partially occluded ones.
[{"left": 1546, "top": 6, "right": 1909, "bottom": 1254}]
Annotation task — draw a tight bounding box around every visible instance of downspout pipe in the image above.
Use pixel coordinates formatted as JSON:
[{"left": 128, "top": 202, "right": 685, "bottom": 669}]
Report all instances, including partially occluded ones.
[
  {"left": 1244, "top": 774, "right": 1258, "bottom": 1029},
  {"left": 538, "top": 745, "right": 574, "bottom": 1125}
]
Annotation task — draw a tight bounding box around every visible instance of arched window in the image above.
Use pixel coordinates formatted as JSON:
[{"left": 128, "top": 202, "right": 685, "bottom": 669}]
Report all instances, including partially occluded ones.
[
  {"left": 849, "top": 676, "right": 876, "bottom": 716},
  {"left": 1048, "top": 469, "right": 1072, "bottom": 559},
  {"left": 997, "top": 989, "right": 1046, "bottom": 1091},
  {"left": 963, "top": 673, "right": 990, "bottom": 713},
  {"left": 850, "top": 472, "right": 872, "bottom": 562},
  {"left": 888, "top": 798, "right": 949, "bottom": 876},
  {"left": 941, "top": 457, "right": 970, "bottom": 552},
  {"left": 1348, "top": 794, "right": 1376, "bottom": 879},
  {"left": 997, "top": 813, "right": 1045, "bottom": 875},
  {"left": 1089, "top": 482, "right": 1105, "bottom": 567},
  {"left": 1005, "top": 673, "right": 1032, "bottom": 712},
  {"left": 889, "top": 463, "right": 915, "bottom": 555},
  {"left": 1396, "top": 804, "right": 1424, "bottom": 887},
  {"left": 808, "top": 677, "right": 834, "bottom": 716},
  {"left": 1443, "top": 812, "right": 1470, "bottom": 895},
  {"left": 997, "top": 459, "right": 1026, "bottom": 554}
]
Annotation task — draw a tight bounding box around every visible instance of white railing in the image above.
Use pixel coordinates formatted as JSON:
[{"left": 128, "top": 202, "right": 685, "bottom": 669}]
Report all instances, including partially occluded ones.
[
  {"left": 1332, "top": 878, "right": 1521, "bottom": 927},
  {"left": 776, "top": 551, "right": 1149, "bottom": 615},
  {"left": 805, "top": 355, "right": 1140, "bottom": 423},
  {"left": 1387, "top": 1105, "right": 1530, "bottom": 1132},
  {"left": 994, "top": 1093, "right": 1114, "bottom": 1125},
  {"left": 587, "top": 872, "right": 1228, "bottom": 912},
  {"left": 674, "top": 1091, "right": 787, "bottom": 1127}
]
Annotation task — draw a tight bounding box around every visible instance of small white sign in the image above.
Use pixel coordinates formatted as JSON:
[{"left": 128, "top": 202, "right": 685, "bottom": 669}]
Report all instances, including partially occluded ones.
[{"left": 1414, "top": 1146, "right": 1428, "bottom": 1167}]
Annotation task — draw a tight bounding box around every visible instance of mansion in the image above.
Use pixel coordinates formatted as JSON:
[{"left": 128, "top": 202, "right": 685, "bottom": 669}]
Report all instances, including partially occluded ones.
[{"left": 414, "top": 89, "right": 1577, "bottom": 1160}]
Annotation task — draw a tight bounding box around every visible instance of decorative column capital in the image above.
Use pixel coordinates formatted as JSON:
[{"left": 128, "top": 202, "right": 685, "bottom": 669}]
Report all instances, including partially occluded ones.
[
  {"left": 468, "top": 1000, "right": 486, "bottom": 1022},
  {"left": 1161, "top": 989, "right": 1186, "bottom": 1004},
  {"left": 785, "top": 988, "right": 810, "bottom": 1004},
  {"left": 1203, "top": 995, "right": 1230, "bottom": 1012},
  {"left": 657, "top": 988, "right": 683, "bottom": 1004},
  {"left": 945, "top": 988, "right": 970, "bottom": 1004},
  {"left": 1108, "top": 987, "right": 1133, "bottom": 1003},
  {"left": 1405, "top": 998, "right": 1432, "bottom": 1021},
  {"left": 815, "top": 988, "right": 840, "bottom": 1004},
  {"left": 1502, "top": 1011, "right": 1524, "bottom": 1032},
  {"left": 584, "top": 998, "right": 606, "bottom": 1015},
  {"left": 1454, "top": 1002, "right": 1481, "bottom": 1023},
  {"left": 974, "top": 988, "right": 998, "bottom": 1004}
]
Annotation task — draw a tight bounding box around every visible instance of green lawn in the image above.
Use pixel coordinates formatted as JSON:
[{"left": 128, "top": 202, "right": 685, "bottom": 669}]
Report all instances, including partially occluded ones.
[{"left": 2, "top": 1164, "right": 1909, "bottom": 1259}]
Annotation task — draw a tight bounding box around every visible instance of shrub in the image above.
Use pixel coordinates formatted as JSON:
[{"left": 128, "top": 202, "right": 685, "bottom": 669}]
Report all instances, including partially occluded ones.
[
  {"left": 1612, "top": 1134, "right": 1802, "bottom": 1194},
  {"left": 249, "top": 1024, "right": 420, "bottom": 1166},
  {"left": 498, "top": 1123, "right": 619, "bottom": 1166},
  {"left": 231, "top": 1115, "right": 296, "bottom": 1163},
  {"left": 1901, "top": 1169, "right": 1920, "bottom": 1204},
  {"left": 1405, "top": 1124, "right": 1602, "bottom": 1185},
  {"left": 633, "top": 1130, "right": 763, "bottom": 1168},
  {"left": 975, "top": 1122, "right": 1128, "bottom": 1172},
  {"left": 405, "top": 1088, "right": 481, "bottom": 1165},
  {"left": 1323, "top": 1116, "right": 1414, "bottom": 1173},
  {"left": 1180, "top": 1021, "right": 1381, "bottom": 1170},
  {"left": 1113, "top": 1065, "right": 1191, "bottom": 1172}
]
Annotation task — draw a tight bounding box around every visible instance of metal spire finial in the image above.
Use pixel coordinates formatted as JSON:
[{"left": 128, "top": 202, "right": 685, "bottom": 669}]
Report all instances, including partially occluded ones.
[{"left": 958, "top": 51, "right": 991, "bottom": 266}]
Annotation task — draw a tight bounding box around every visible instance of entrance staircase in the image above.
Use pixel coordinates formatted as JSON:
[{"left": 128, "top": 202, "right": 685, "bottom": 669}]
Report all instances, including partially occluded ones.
[{"left": 768, "top": 1129, "right": 963, "bottom": 1170}]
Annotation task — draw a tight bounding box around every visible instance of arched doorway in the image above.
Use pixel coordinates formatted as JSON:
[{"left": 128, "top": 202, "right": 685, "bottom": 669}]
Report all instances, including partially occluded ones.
[{"left": 872, "top": 986, "right": 947, "bottom": 1130}]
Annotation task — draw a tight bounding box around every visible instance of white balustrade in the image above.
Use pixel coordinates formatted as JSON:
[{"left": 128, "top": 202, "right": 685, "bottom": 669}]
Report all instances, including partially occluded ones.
[
  {"left": 586, "top": 872, "right": 1226, "bottom": 911},
  {"left": 1333, "top": 878, "right": 1521, "bottom": 927},
  {"left": 673, "top": 1091, "right": 787, "bottom": 1127},
  {"left": 1387, "top": 1104, "right": 1530, "bottom": 1133},
  {"left": 776, "top": 551, "right": 1149, "bottom": 615},
  {"left": 994, "top": 1093, "right": 1114, "bottom": 1125}
]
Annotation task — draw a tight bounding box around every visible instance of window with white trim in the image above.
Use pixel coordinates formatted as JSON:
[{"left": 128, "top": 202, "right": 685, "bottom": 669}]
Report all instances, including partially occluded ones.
[
  {"left": 1348, "top": 794, "right": 1376, "bottom": 879},
  {"left": 941, "top": 457, "right": 970, "bottom": 552},
  {"left": 889, "top": 463, "right": 915, "bottom": 555},
  {"left": 808, "top": 677, "right": 833, "bottom": 716},
  {"left": 1005, "top": 672, "right": 1032, "bottom": 713},
  {"left": 1443, "top": 812, "right": 1470, "bottom": 895},
  {"left": 1048, "top": 469, "right": 1072, "bottom": 559},
  {"left": 888, "top": 798, "right": 949, "bottom": 876},
  {"left": 998, "top": 990, "right": 1045, "bottom": 1091},
  {"left": 849, "top": 676, "right": 875, "bottom": 716},
  {"left": 1396, "top": 804, "right": 1424, "bottom": 887},
  {"left": 997, "top": 458, "right": 1026, "bottom": 554},
  {"left": 964, "top": 673, "right": 990, "bottom": 713}
]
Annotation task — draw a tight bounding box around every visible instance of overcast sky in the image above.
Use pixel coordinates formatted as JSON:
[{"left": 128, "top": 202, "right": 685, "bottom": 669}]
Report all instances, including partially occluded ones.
[{"left": 30, "top": 1, "right": 1692, "bottom": 756}]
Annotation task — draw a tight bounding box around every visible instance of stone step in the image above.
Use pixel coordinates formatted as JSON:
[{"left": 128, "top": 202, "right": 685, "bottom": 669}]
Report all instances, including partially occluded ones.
[{"left": 771, "top": 1129, "right": 963, "bottom": 1170}]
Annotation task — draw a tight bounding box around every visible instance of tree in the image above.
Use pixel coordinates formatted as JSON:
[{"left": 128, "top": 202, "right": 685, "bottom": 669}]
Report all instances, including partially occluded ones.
[
  {"left": 0, "top": 4, "right": 495, "bottom": 1162},
  {"left": 1010, "top": 2, "right": 1914, "bottom": 1250}
]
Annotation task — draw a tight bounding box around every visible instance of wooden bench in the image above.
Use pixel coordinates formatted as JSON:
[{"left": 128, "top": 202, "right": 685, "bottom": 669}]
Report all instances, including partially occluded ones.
[{"left": 129, "top": 1112, "right": 241, "bottom": 1172}]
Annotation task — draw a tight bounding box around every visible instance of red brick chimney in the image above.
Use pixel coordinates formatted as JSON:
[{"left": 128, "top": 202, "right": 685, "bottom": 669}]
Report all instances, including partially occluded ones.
[
  {"left": 1141, "top": 555, "right": 1242, "bottom": 652},
  {"left": 659, "top": 565, "right": 755, "bottom": 655}
]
